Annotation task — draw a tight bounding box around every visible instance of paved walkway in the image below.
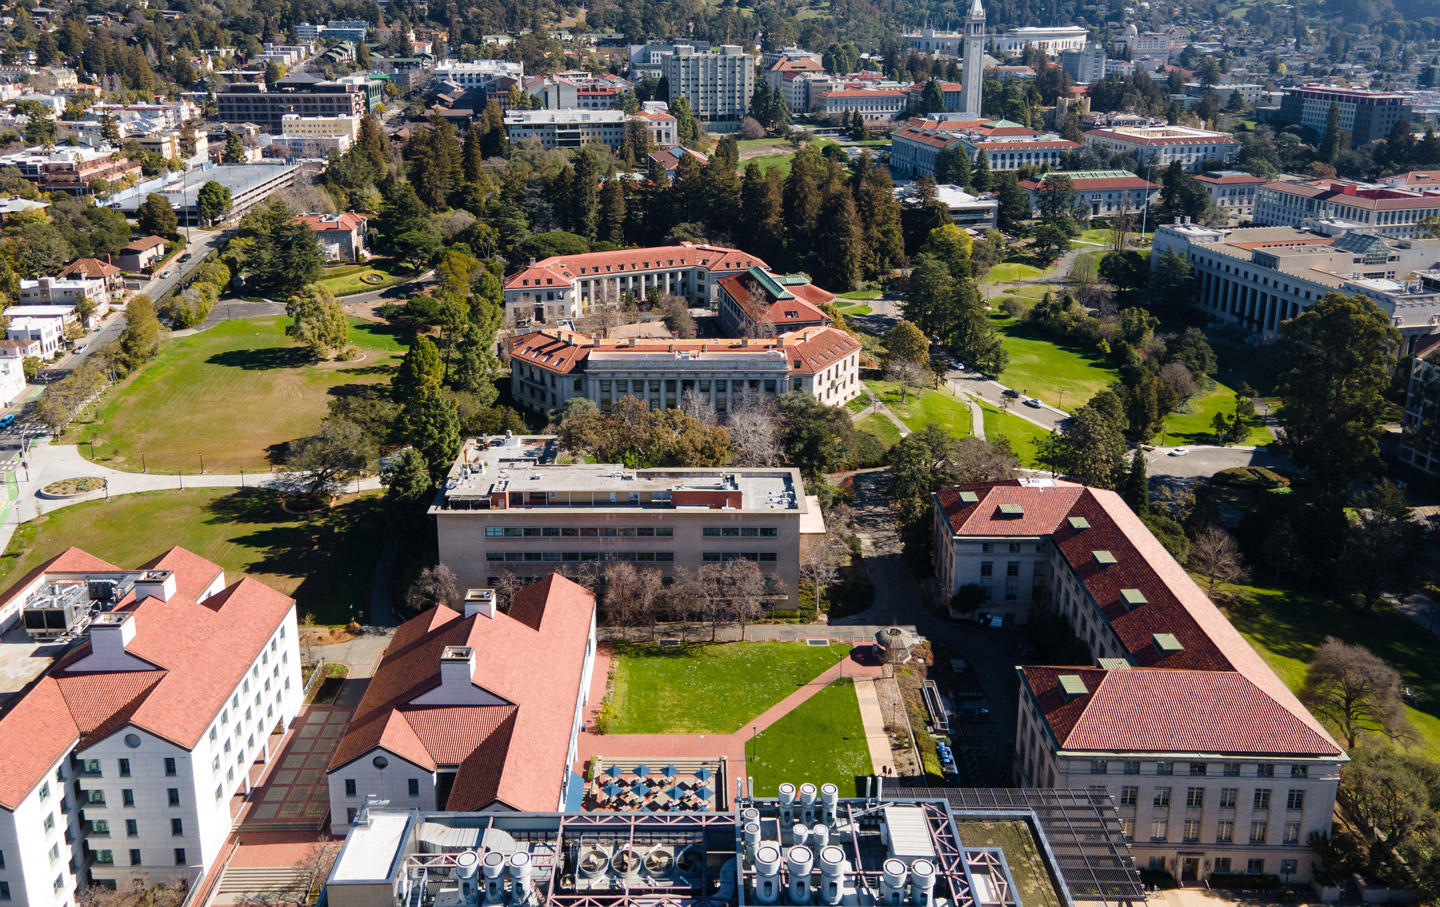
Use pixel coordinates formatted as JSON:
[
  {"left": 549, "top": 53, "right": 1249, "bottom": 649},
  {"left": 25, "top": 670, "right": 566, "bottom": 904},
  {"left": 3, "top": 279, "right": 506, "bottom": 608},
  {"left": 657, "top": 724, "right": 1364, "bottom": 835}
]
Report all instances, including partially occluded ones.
[
  {"left": 852, "top": 677, "right": 896, "bottom": 775},
  {"left": 234, "top": 705, "right": 348, "bottom": 831},
  {"left": 577, "top": 648, "right": 890, "bottom": 774},
  {"left": 849, "top": 391, "right": 910, "bottom": 438}
]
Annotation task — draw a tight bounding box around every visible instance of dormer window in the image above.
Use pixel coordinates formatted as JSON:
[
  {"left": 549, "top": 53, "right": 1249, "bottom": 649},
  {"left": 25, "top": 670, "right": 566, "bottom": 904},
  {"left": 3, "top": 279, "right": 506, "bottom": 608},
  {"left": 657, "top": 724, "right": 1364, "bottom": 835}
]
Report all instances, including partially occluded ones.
[
  {"left": 1120, "top": 589, "right": 1147, "bottom": 609},
  {"left": 1092, "top": 550, "right": 1116, "bottom": 566}
]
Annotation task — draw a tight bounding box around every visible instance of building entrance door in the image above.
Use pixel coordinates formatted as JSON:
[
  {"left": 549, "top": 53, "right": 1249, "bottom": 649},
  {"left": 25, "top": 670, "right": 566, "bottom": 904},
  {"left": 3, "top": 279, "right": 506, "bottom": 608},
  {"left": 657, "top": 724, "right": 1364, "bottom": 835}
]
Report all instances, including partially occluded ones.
[{"left": 1180, "top": 857, "right": 1200, "bottom": 882}]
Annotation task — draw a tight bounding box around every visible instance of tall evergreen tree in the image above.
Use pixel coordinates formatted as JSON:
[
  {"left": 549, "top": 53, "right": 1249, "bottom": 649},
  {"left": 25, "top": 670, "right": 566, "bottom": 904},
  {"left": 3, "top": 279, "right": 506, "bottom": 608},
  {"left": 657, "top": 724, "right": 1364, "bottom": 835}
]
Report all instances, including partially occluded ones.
[
  {"left": 782, "top": 146, "right": 823, "bottom": 266},
  {"left": 478, "top": 100, "right": 508, "bottom": 158},
  {"left": 853, "top": 155, "right": 905, "bottom": 278},
  {"left": 813, "top": 190, "right": 863, "bottom": 290},
  {"left": 738, "top": 162, "right": 785, "bottom": 265},
  {"left": 570, "top": 149, "right": 600, "bottom": 241},
  {"left": 672, "top": 97, "right": 702, "bottom": 148},
  {"left": 970, "top": 147, "right": 992, "bottom": 191},
  {"left": 598, "top": 178, "right": 627, "bottom": 244},
  {"left": 703, "top": 138, "right": 742, "bottom": 235}
]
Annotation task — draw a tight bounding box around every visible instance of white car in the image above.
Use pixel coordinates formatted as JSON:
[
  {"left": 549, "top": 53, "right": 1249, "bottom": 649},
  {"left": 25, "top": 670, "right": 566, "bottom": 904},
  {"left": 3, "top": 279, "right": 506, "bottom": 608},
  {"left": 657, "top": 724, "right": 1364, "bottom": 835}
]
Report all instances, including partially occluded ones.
[
  {"left": 1022, "top": 398, "right": 1042, "bottom": 408},
  {"left": 1168, "top": 447, "right": 1189, "bottom": 457},
  {"left": 159, "top": 269, "right": 173, "bottom": 279}
]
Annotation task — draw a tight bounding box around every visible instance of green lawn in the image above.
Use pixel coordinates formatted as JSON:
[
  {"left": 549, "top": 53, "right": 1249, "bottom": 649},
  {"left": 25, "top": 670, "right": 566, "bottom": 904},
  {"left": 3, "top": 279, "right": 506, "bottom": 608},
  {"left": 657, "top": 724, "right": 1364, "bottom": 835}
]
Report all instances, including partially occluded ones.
[
  {"left": 0, "top": 489, "right": 384, "bottom": 624},
  {"left": 607, "top": 641, "right": 852, "bottom": 734},
  {"left": 746, "top": 678, "right": 872, "bottom": 797},
  {"left": 1163, "top": 381, "right": 1271, "bottom": 447},
  {"left": 742, "top": 139, "right": 837, "bottom": 177},
  {"left": 348, "top": 317, "right": 410, "bottom": 352},
  {"left": 1218, "top": 576, "right": 1440, "bottom": 755},
  {"left": 313, "top": 259, "right": 410, "bottom": 297},
  {"left": 1071, "top": 228, "right": 1112, "bottom": 247},
  {"left": 838, "top": 304, "right": 872, "bottom": 316},
  {"left": 992, "top": 314, "right": 1121, "bottom": 409},
  {"left": 67, "top": 317, "right": 406, "bottom": 473},
  {"left": 865, "top": 380, "right": 973, "bottom": 436},
  {"left": 856, "top": 413, "right": 903, "bottom": 448},
  {"left": 839, "top": 290, "right": 881, "bottom": 300},
  {"left": 980, "top": 403, "right": 1053, "bottom": 466},
  {"left": 981, "top": 258, "right": 1056, "bottom": 285}
]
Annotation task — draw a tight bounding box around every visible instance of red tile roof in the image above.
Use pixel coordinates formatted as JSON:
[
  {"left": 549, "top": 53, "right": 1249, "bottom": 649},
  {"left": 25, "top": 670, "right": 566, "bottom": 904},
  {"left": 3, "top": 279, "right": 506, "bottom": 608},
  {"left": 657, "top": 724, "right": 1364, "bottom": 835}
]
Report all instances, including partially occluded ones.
[
  {"left": 508, "top": 325, "right": 858, "bottom": 378},
  {"left": 0, "top": 549, "right": 295, "bottom": 810},
  {"left": 289, "top": 212, "right": 368, "bottom": 233},
  {"left": 58, "top": 258, "right": 120, "bottom": 279},
  {"left": 123, "top": 235, "right": 166, "bottom": 252},
  {"left": 1019, "top": 176, "right": 1157, "bottom": 192},
  {"left": 784, "top": 326, "right": 863, "bottom": 375},
  {"left": 938, "top": 481, "right": 1342, "bottom": 757},
  {"left": 506, "top": 243, "right": 763, "bottom": 291},
  {"left": 716, "top": 271, "right": 833, "bottom": 328},
  {"left": 1084, "top": 127, "right": 1239, "bottom": 147},
  {"left": 1196, "top": 173, "right": 1265, "bottom": 185},
  {"left": 328, "top": 575, "right": 595, "bottom": 811},
  {"left": 819, "top": 89, "right": 907, "bottom": 99}
]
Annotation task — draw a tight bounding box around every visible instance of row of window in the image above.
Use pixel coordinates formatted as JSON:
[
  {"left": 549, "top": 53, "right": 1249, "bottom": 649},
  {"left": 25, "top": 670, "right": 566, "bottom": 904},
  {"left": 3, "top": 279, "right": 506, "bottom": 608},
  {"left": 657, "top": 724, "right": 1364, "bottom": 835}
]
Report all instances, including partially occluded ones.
[
  {"left": 82, "top": 786, "right": 183, "bottom": 808},
  {"left": 344, "top": 777, "right": 422, "bottom": 797},
  {"left": 78, "top": 757, "right": 178, "bottom": 779},
  {"left": 486, "top": 550, "right": 675, "bottom": 563},
  {"left": 90, "top": 848, "right": 188, "bottom": 867},
  {"left": 702, "top": 552, "right": 779, "bottom": 562},
  {"left": 1092, "top": 759, "right": 1310, "bottom": 778},
  {"left": 1124, "top": 816, "right": 1302, "bottom": 845},
  {"left": 486, "top": 526, "right": 677, "bottom": 538},
  {"left": 1117, "top": 785, "right": 1305, "bottom": 810}
]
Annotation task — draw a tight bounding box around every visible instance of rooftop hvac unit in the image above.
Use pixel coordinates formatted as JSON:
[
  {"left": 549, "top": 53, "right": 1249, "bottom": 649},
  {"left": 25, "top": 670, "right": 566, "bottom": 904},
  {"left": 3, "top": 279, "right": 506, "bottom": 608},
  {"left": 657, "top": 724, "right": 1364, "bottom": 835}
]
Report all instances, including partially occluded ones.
[{"left": 753, "top": 843, "right": 782, "bottom": 906}]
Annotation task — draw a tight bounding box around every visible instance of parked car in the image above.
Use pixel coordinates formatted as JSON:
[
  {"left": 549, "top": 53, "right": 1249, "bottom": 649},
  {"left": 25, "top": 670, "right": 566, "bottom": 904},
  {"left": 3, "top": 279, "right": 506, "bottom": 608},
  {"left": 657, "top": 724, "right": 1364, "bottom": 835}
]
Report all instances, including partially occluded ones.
[
  {"left": 159, "top": 269, "right": 173, "bottom": 279},
  {"left": 0, "top": 414, "right": 16, "bottom": 429},
  {"left": 1169, "top": 447, "right": 1189, "bottom": 457},
  {"left": 1002, "top": 388, "right": 1021, "bottom": 399},
  {"left": 179, "top": 253, "right": 192, "bottom": 262},
  {"left": 1023, "top": 397, "right": 1041, "bottom": 408},
  {"left": 74, "top": 344, "right": 87, "bottom": 354}
]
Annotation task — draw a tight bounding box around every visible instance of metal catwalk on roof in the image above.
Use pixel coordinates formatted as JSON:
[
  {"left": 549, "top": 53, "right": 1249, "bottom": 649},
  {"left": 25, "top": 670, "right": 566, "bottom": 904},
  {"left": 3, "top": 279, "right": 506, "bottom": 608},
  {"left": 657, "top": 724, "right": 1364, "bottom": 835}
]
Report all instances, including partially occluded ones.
[{"left": 906, "top": 788, "right": 1147, "bottom": 906}]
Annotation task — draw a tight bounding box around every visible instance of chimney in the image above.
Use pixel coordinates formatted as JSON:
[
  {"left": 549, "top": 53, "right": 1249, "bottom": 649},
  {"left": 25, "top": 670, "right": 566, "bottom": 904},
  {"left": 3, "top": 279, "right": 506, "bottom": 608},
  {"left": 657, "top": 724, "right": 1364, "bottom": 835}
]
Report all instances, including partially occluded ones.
[
  {"left": 88, "top": 612, "right": 137, "bottom": 662},
  {"left": 135, "top": 570, "right": 176, "bottom": 602},
  {"left": 440, "top": 645, "right": 476, "bottom": 692},
  {"left": 464, "top": 588, "right": 496, "bottom": 619}
]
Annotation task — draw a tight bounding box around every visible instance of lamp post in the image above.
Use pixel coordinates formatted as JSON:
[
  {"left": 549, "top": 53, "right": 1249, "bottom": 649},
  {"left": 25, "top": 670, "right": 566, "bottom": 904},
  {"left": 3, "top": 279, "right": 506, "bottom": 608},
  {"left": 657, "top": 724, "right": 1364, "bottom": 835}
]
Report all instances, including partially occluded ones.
[
  {"left": 141, "top": 452, "right": 146, "bottom": 474},
  {"left": 199, "top": 452, "right": 204, "bottom": 475}
]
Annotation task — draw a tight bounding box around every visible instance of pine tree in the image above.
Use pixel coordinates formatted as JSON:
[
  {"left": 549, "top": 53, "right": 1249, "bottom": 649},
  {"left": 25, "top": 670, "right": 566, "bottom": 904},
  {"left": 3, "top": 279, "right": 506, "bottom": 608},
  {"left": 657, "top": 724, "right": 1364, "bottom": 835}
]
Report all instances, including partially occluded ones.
[
  {"left": 782, "top": 146, "right": 823, "bottom": 265},
  {"left": 750, "top": 80, "right": 773, "bottom": 128},
  {"left": 994, "top": 173, "right": 1029, "bottom": 231},
  {"left": 1319, "top": 101, "right": 1346, "bottom": 163},
  {"left": 406, "top": 385, "right": 461, "bottom": 479},
  {"left": 598, "top": 178, "right": 627, "bottom": 244},
  {"left": 479, "top": 100, "right": 508, "bottom": 158},
  {"left": 462, "top": 122, "right": 485, "bottom": 183},
  {"left": 358, "top": 111, "right": 389, "bottom": 170},
  {"left": 570, "top": 149, "right": 600, "bottom": 241},
  {"left": 1123, "top": 450, "right": 1149, "bottom": 514},
  {"left": 672, "top": 97, "right": 703, "bottom": 148},
  {"left": 393, "top": 336, "right": 444, "bottom": 403},
  {"left": 951, "top": 277, "right": 1007, "bottom": 374},
  {"left": 814, "top": 189, "right": 863, "bottom": 291},
  {"left": 738, "top": 162, "right": 785, "bottom": 265},
  {"left": 223, "top": 131, "right": 246, "bottom": 163},
  {"left": 970, "top": 147, "right": 992, "bottom": 191},
  {"left": 853, "top": 155, "right": 905, "bottom": 278},
  {"left": 703, "top": 139, "right": 741, "bottom": 235}
]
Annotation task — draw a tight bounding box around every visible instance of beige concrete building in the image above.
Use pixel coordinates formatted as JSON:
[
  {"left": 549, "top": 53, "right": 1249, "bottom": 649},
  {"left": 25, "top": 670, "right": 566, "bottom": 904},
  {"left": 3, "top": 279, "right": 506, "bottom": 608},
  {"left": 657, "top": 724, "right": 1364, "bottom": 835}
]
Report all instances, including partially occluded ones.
[
  {"left": 431, "top": 436, "right": 822, "bottom": 609},
  {"left": 279, "top": 114, "right": 361, "bottom": 140}
]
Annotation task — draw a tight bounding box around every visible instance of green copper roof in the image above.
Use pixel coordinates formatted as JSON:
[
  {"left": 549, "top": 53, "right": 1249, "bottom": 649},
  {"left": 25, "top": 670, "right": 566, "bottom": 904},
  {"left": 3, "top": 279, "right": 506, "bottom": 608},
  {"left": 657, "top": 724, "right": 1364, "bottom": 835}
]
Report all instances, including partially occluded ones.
[{"left": 746, "top": 266, "right": 793, "bottom": 300}]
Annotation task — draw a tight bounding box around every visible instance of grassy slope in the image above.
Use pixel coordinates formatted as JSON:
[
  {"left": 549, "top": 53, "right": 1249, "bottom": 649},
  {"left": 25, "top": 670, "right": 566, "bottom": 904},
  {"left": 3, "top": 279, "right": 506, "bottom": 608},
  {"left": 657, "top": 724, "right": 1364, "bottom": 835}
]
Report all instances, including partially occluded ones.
[
  {"left": 856, "top": 412, "right": 903, "bottom": 448},
  {"left": 0, "top": 489, "right": 385, "bottom": 624},
  {"left": 608, "top": 642, "right": 851, "bottom": 734},
  {"left": 992, "top": 314, "right": 1121, "bottom": 409},
  {"left": 979, "top": 403, "right": 1052, "bottom": 467},
  {"left": 865, "top": 380, "right": 972, "bottom": 436},
  {"left": 69, "top": 317, "right": 405, "bottom": 473},
  {"left": 1163, "top": 380, "right": 1271, "bottom": 447},
  {"left": 745, "top": 678, "right": 872, "bottom": 797},
  {"left": 1216, "top": 576, "right": 1440, "bottom": 755},
  {"left": 313, "top": 259, "right": 409, "bottom": 297}
]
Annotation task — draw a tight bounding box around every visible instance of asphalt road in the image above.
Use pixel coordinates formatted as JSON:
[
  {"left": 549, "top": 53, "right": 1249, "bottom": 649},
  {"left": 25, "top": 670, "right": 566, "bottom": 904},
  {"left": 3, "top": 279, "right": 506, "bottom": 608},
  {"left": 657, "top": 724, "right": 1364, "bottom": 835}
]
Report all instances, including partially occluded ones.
[{"left": 1143, "top": 443, "right": 1293, "bottom": 480}]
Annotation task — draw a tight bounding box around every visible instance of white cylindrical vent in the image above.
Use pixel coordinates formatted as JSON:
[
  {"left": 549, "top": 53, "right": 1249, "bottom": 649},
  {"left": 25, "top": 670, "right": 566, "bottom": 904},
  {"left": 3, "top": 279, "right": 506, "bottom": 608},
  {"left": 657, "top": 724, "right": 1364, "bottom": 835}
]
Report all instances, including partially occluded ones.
[
  {"left": 744, "top": 822, "right": 762, "bottom": 851},
  {"left": 742, "top": 807, "right": 761, "bottom": 825},
  {"left": 482, "top": 851, "right": 506, "bottom": 904},
  {"left": 820, "top": 783, "right": 839, "bottom": 813},
  {"left": 787, "top": 846, "right": 813, "bottom": 906},
  {"left": 799, "top": 783, "right": 817, "bottom": 808},
  {"left": 455, "top": 851, "right": 479, "bottom": 882},
  {"left": 754, "top": 843, "right": 782, "bottom": 906},
  {"left": 881, "top": 858, "right": 907, "bottom": 906},
  {"left": 778, "top": 783, "right": 796, "bottom": 807},
  {"left": 508, "top": 851, "right": 532, "bottom": 901},
  {"left": 818, "top": 846, "right": 845, "bottom": 907},
  {"left": 910, "top": 860, "right": 936, "bottom": 907},
  {"left": 811, "top": 825, "right": 829, "bottom": 850}
]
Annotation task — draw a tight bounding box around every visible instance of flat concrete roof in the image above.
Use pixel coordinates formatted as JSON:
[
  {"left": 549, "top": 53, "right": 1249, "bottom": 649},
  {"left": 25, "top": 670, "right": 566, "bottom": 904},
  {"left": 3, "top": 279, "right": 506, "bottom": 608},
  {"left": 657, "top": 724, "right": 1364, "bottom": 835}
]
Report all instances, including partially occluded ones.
[{"left": 331, "top": 812, "right": 411, "bottom": 883}]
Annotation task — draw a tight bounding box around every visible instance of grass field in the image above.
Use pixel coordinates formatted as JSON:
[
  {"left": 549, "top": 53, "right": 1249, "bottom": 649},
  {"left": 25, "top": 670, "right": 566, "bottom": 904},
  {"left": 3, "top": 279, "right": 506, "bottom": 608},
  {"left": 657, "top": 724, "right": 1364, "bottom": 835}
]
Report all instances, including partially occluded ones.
[
  {"left": 839, "top": 290, "right": 881, "bottom": 300},
  {"left": 856, "top": 412, "right": 903, "bottom": 448},
  {"left": 980, "top": 403, "right": 1052, "bottom": 466},
  {"left": 744, "top": 139, "right": 838, "bottom": 178},
  {"left": 313, "top": 259, "right": 409, "bottom": 297},
  {"left": 865, "top": 380, "right": 973, "bottom": 436},
  {"left": 745, "top": 678, "right": 871, "bottom": 797},
  {"left": 68, "top": 317, "right": 406, "bottom": 473},
  {"left": 0, "top": 489, "right": 384, "bottom": 624},
  {"left": 1163, "top": 381, "right": 1271, "bottom": 447},
  {"left": 992, "top": 315, "right": 1120, "bottom": 409},
  {"left": 982, "top": 258, "right": 1056, "bottom": 285},
  {"left": 607, "top": 641, "right": 852, "bottom": 734},
  {"left": 838, "top": 304, "right": 873, "bottom": 316},
  {"left": 1218, "top": 575, "right": 1440, "bottom": 755}
]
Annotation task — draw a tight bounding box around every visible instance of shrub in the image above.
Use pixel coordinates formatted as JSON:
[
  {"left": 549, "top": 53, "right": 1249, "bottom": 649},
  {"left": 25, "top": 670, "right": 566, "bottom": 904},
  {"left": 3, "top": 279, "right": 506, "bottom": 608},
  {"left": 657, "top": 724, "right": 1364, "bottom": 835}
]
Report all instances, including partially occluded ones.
[
  {"left": 999, "top": 297, "right": 1031, "bottom": 319},
  {"left": 1138, "top": 870, "right": 1178, "bottom": 890}
]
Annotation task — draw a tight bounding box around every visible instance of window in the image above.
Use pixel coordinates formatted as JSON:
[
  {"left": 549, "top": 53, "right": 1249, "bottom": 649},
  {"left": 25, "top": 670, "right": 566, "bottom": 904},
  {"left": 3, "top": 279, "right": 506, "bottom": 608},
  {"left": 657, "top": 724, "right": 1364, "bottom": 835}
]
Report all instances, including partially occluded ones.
[
  {"left": 346, "top": 807, "right": 357, "bottom": 823},
  {"left": 980, "top": 562, "right": 993, "bottom": 577},
  {"left": 1291, "top": 765, "right": 1309, "bottom": 778},
  {"left": 1250, "top": 820, "right": 1268, "bottom": 843},
  {"left": 1247, "top": 858, "right": 1265, "bottom": 874},
  {"left": 1153, "top": 787, "right": 1171, "bottom": 807},
  {"left": 1220, "top": 788, "right": 1238, "bottom": 809},
  {"left": 1284, "top": 822, "right": 1301, "bottom": 845},
  {"left": 1224, "top": 763, "right": 1241, "bottom": 777},
  {"left": 1119, "top": 786, "right": 1138, "bottom": 807},
  {"left": 1254, "top": 789, "right": 1271, "bottom": 809},
  {"left": 0, "top": 881, "right": 9, "bottom": 900},
  {"left": 1214, "top": 857, "right": 1232, "bottom": 873},
  {"left": 1183, "top": 819, "right": 1201, "bottom": 842},
  {"left": 1121, "top": 818, "right": 1134, "bottom": 840},
  {"left": 39, "top": 782, "right": 49, "bottom": 801},
  {"left": 1090, "top": 760, "right": 1107, "bottom": 775},
  {"left": 1216, "top": 820, "right": 1234, "bottom": 843},
  {"left": 1123, "top": 761, "right": 1140, "bottom": 775},
  {"left": 1150, "top": 818, "right": 1168, "bottom": 841},
  {"left": 345, "top": 779, "right": 357, "bottom": 797},
  {"left": 86, "top": 789, "right": 105, "bottom": 806},
  {"left": 43, "top": 813, "right": 54, "bottom": 832},
  {"left": 1006, "top": 562, "right": 1019, "bottom": 577},
  {"left": 1186, "top": 788, "right": 1204, "bottom": 808},
  {"left": 1257, "top": 764, "right": 1274, "bottom": 777},
  {"left": 122, "top": 789, "right": 134, "bottom": 807},
  {"left": 126, "top": 820, "right": 137, "bottom": 837},
  {"left": 164, "top": 758, "right": 176, "bottom": 776},
  {"left": 48, "top": 844, "right": 59, "bottom": 864},
  {"left": 1287, "top": 789, "right": 1305, "bottom": 810},
  {"left": 408, "top": 779, "right": 420, "bottom": 797},
  {"left": 117, "top": 759, "right": 130, "bottom": 777},
  {"left": 174, "top": 848, "right": 187, "bottom": 866},
  {"left": 92, "top": 819, "right": 109, "bottom": 836},
  {"left": 171, "top": 818, "right": 183, "bottom": 837},
  {"left": 1155, "top": 761, "right": 1172, "bottom": 775},
  {"left": 96, "top": 849, "right": 113, "bottom": 865},
  {"left": 1189, "top": 762, "right": 1207, "bottom": 776},
  {"left": 167, "top": 788, "right": 180, "bottom": 807}
]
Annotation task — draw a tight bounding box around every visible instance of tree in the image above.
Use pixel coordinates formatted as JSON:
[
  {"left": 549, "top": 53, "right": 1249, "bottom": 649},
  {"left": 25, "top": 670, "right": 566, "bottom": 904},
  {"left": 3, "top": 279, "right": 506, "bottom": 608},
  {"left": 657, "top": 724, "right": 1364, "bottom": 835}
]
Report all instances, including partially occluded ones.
[
  {"left": 1319, "top": 102, "right": 1349, "bottom": 164},
  {"left": 885, "top": 358, "right": 929, "bottom": 405},
  {"left": 950, "top": 278, "right": 1007, "bottom": 375},
  {"left": 1099, "top": 250, "right": 1149, "bottom": 294},
  {"left": 1343, "top": 481, "right": 1424, "bottom": 613},
  {"left": 394, "top": 336, "right": 444, "bottom": 402},
  {"left": 672, "top": 96, "right": 702, "bottom": 148},
  {"left": 406, "top": 386, "right": 461, "bottom": 478},
  {"left": 800, "top": 526, "right": 848, "bottom": 617},
  {"left": 286, "top": 285, "right": 349, "bottom": 358},
  {"left": 728, "top": 393, "right": 783, "bottom": 466},
  {"left": 406, "top": 565, "right": 460, "bottom": 614},
  {"left": 1034, "top": 396, "right": 1126, "bottom": 488},
  {"left": 993, "top": 172, "right": 1028, "bottom": 231},
  {"left": 970, "top": 148, "right": 992, "bottom": 192},
  {"left": 1187, "top": 525, "right": 1250, "bottom": 597},
  {"left": 813, "top": 189, "right": 863, "bottom": 290},
  {"left": 381, "top": 447, "right": 433, "bottom": 529},
  {"left": 1302, "top": 638, "right": 1412, "bottom": 748},
  {"left": 195, "top": 181, "right": 232, "bottom": 225},
  {"left": 886, "top": 320, "right": 930, "bottom": 366},
  {"left": 715, "top": 559, "right": 767, "bottom": 640},
  {"left": 136, "top": 193, "right": 178, "bottom": 239},
  {"left": 223, "top": 130, "right": 247, "bottom": 164},
  {"left": 1277, "top": 294, "right": 1399, "bottom": 499},
  {"left": 661, "top": 294, "right": 695, "bottom": 337},
  {"left": 284, "top": 418, "right": 373, "bottom": 498},
  {"left": 904, "top": 257, "right": 953, "bottom": 335},
  {"left": 1122, "top": 450, "right": 1149, "bottom": 514},
  {"left": 1341, "top": 745, "right": 1440, "bottom": 876},
  {"left": 117, "top": 294, "right": 162, "bottom": 368},
  {"left": 1156, "top": 161, "right": 1210, "bottom": 222}
]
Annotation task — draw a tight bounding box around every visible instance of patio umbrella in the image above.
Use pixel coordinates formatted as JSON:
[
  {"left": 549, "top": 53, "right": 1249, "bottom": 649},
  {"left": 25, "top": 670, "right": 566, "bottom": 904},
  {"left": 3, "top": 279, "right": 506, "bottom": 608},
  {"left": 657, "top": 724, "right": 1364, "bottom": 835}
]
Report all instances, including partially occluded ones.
[
  {"left": 667, "top": 785, "right": 683, "bottom": 800},
  {"left": 604, "top": 782, "right": 623, "bottom": 798},
  {"left": 662, "top": 764, "right": 678, "bottom": 778},
  {"left": 632, "top": 780, "right": 652, "bottom": 798},
  {"left": 633, "top": 763, "right": 651, "bottom": 778},
  {"left": 694, "top": 785, "right": 713, "bottom": 801},
  {"left": 694, "top": 766, "right": 714, "bottom": 782}
]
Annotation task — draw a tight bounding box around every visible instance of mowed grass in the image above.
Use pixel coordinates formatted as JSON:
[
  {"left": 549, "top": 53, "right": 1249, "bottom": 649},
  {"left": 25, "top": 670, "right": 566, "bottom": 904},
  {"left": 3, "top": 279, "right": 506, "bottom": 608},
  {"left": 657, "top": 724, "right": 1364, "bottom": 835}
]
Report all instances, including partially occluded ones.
[
  {"left": 838, "top": 304, "right": 873, "bottom": 315},
  {"left": 980, "top": 403, "right": 1053, "bottom": 467},
  {"left": 839, "top": 290, "right": 881, "bottom": 300},
  {"left": 0, "top": 489, "right": 385, "bottom": 624},
  {"left": 746, "top": 678, "right": 872, "bottom": 797},
  {"left": 865, "top": 380, "right": 972, "bottom": 436},
  {"left": 608, "top": 641, "right": 852, "bottom": 734},
  {"left": 981, "top": 259, "right": 1055, "bottom": 285},
  {"left": 992, "top": 314, "right": 1120, "bottom": 409},
  {"left": 856, "top": 412, "right": 903, "bottom": 448},
  {"left": 70, "top": 317, "right": 405, "bottom": 473},
  {"left": 313, "top": 259, "right": 410, "bottom": 297},
  {"left": 742, "top": 139, "right": 838, "bottom": 177},
  {"left": 1163, "top": 381, "right": 1271, "bottom": 447},
  {"left": 1216, "top": 576, "right": 1440, "bottom": 755}
]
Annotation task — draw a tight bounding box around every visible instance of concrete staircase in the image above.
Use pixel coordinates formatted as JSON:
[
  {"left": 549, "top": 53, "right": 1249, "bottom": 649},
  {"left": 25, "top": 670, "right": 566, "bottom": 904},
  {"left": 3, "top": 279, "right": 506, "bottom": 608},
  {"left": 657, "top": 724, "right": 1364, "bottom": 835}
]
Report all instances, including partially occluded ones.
[{"left": 210, "top": 866, "right": 312, "bottom": 905}]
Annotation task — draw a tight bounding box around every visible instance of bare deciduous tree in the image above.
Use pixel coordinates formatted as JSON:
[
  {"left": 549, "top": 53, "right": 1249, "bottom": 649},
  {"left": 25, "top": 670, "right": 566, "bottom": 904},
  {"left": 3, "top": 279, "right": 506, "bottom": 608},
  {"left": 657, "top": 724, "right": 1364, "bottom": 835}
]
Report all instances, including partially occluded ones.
[
  {"left": 406, "top": 565, "right": 460, "bottom": 615},
  {"left": 601, "top": 563, "right": 663, "bottom": 636},
  {"left": 727, "top": 391, "right": 783, "bottom": 466},
  {"left": 886, "top": 357, "right": 928, "bottom": 404},
  {"left": 1300, "top": 637, "right": 1413, "bottom": 749},
  {"left": 1159, "top": 361, "right": 1199, "bottom": 404},
  {"left": 680, "top": 390, "right": 717, "bottom": 426},
  {"left": 1187, "top": 525, "right": 1249, "bottom": 596},
  {"left": 491, "top": 569, "right": 525, "bottom": 613},
  {"left": 800, "top": 527, "right": 849, "bottom": 618},
  {"left": 723, "top": 559, "right": 767, "bottom": 640},
  {"left": 668, "top": 568, "right": 710, "bottom": 641}
]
